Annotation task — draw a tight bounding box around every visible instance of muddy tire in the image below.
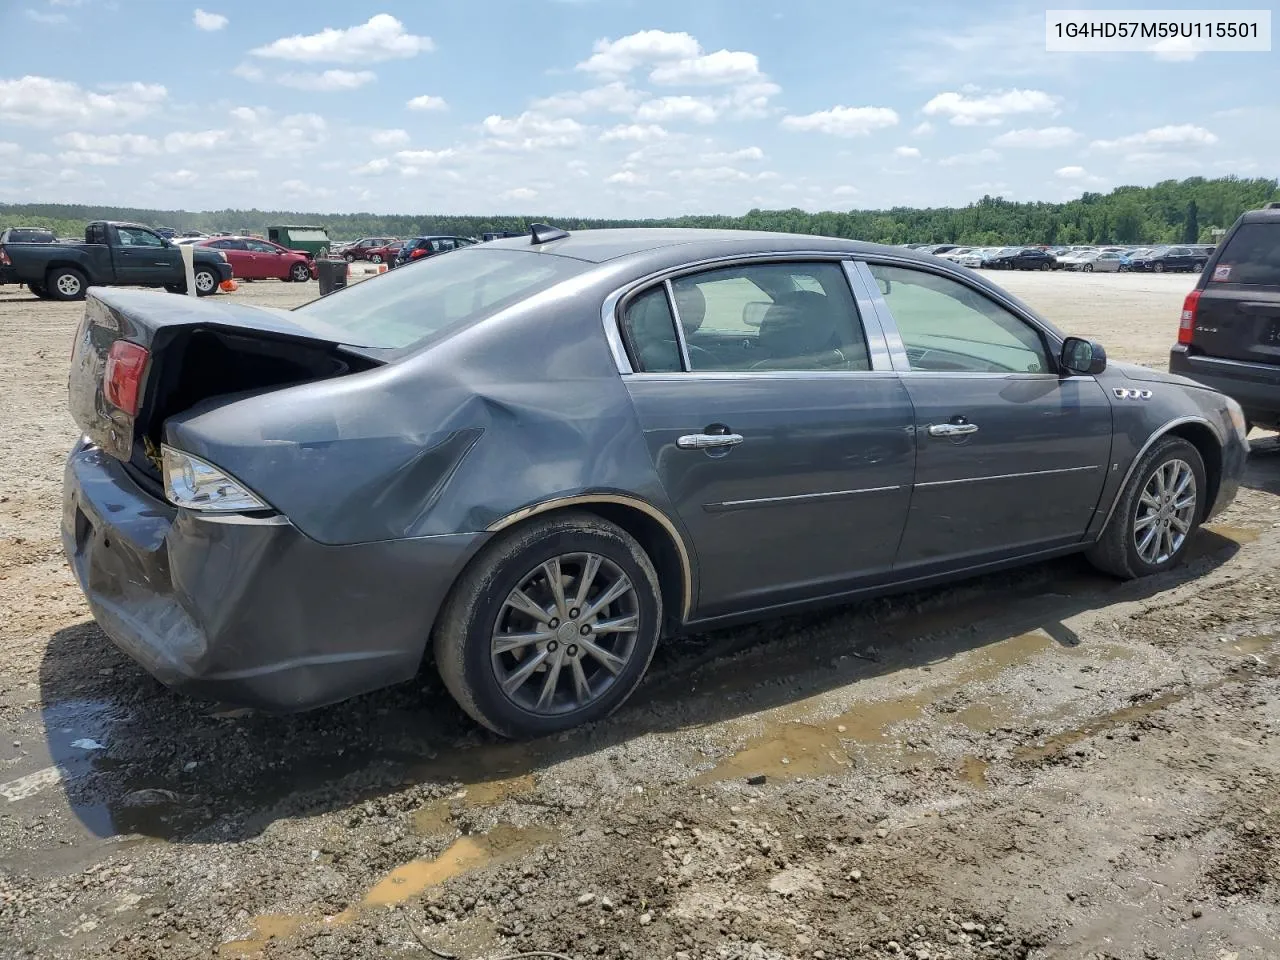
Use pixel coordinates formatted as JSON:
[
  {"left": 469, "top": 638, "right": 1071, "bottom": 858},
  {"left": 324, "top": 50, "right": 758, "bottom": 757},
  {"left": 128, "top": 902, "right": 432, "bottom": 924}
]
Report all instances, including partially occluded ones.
[
  {"left": 434, "top": 512, "right": 662, "bottom": 739},
  {"left": 193, "top": 267, "right": 219, "bottom": 296},
  {"left": 46, "top": 267, "right": 87, "bottom": 301},
  {"left": 1086, "top": 435, "right": 1207, "bottom": 579}
]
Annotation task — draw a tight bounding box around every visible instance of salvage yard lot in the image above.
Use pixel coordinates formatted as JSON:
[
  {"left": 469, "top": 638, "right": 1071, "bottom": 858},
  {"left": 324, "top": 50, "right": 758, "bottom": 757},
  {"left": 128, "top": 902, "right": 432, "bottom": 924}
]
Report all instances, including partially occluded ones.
[{"left": 0, "top": 271, "right": 1277, "bottom": 959}]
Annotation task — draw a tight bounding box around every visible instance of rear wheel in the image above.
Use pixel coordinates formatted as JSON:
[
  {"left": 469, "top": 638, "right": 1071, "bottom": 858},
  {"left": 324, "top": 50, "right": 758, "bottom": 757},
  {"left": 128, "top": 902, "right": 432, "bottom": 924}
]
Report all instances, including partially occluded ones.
[
  {"left": 47, "top": 267, "right": 87, "bottom": 301},
  {"left": 28, "top": 282, "right": 50, "bottom": 299},
  {"left": 289, "top": 263, "right": 311, "bottom": 283},
  {"left": 193, "top": 267, "right": 219, "bottom": 296},
  {"left": 434, "top": 512, "right": 662, "bottom": 739},
  {"left": 1086, "top": 436, "right": 1207, "bottom": 579}
]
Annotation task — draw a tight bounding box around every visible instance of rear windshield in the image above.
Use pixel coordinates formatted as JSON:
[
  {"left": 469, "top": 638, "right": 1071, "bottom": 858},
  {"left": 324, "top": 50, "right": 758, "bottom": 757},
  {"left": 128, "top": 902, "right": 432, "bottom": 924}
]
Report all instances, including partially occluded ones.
[
  {"left": 2, "top": 228, "right": 56, "bottom": 243},
  {"left": 1214, "top": 223, "right": 1280, "bottom": 285},
  {"left": 292, "top": 248, "right": 589, "bottom": 349}
]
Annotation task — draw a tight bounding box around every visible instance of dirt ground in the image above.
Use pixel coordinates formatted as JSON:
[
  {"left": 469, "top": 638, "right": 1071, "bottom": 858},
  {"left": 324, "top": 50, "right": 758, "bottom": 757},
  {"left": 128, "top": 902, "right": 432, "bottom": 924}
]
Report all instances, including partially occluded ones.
[{"left": 0, "top": 271, "right": 1276, "bottom": 960}]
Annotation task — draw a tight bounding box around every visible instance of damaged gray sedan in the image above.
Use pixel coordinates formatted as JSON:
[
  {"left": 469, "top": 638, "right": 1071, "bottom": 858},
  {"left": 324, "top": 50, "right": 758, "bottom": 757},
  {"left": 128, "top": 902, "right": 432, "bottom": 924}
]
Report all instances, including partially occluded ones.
[{"left": 63, "top": 226, "right": 1250, "bottom": 737}]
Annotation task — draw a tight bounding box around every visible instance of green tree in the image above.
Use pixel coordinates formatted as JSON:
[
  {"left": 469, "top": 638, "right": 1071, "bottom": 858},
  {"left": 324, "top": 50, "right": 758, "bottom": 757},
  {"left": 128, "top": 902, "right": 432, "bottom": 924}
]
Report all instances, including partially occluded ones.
[{"left": 1183, "top": 200, "right": 1199, "bottom": 243}]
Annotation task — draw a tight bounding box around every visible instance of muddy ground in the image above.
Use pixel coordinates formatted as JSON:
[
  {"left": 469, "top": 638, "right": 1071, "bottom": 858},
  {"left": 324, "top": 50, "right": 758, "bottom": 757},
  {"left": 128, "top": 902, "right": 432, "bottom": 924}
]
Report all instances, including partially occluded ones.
[{"left": 0, "top": 271, "right": 1276, "bottom": 960}]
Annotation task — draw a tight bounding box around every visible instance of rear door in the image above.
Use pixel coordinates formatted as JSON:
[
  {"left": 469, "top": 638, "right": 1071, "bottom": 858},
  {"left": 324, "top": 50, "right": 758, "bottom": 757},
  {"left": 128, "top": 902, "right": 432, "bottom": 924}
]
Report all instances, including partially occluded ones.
[
  {"left": 209, "top": 239, "right": 252, "bottom": 277},
  {"left": 1191, "top": 220, "right": 1280, "bottom": 364},
  {"left": 616, "top": 258, "right": 916, "bottom": 619},
  {"left": 112, "top": 226, "right": 181, "bottom": 284},
  {"left": 862, "top": 260, "right": 1113, "bottom": 571}
]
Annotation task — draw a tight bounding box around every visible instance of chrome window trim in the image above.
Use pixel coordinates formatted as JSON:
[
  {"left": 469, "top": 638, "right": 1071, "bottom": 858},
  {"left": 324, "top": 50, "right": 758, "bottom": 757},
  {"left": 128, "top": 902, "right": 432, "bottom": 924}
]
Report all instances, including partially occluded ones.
[
  {"left": 486, "top": 493, "right": 694, "bottom": 620},
  {"left": 664, "top": 278, "right": 693, "bottom": 371},
  {"left": 840, "top": 260, "right": 894, "bottom": 372},
  {"left": 601, "top": 250, "right": 872, "bottom": 377},
  {"left": 915, "top": 464, "right": 1100, "bottom": 489},
  {"left": 618, "top": 369, "right": 901, "bottom": 382},
  {"left": 705, "top": 484, "right": 902, "bottom": 512},
  {"left": 1093, "top": 415, "right": 1220, "bottom": 534}
]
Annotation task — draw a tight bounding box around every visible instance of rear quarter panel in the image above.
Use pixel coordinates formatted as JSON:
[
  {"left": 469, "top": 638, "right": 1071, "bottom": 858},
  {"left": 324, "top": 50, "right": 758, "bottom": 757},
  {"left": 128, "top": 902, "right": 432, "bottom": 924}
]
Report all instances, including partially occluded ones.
[{"left": 163, "top": 263, "right": 676, "bottom": 547}]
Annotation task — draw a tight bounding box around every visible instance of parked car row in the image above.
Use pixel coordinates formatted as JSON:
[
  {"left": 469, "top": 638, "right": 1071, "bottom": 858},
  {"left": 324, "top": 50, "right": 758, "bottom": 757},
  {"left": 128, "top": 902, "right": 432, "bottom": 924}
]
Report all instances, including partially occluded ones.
[{"left": 912, "top": 242, "right": 1216, "bottom": 274}]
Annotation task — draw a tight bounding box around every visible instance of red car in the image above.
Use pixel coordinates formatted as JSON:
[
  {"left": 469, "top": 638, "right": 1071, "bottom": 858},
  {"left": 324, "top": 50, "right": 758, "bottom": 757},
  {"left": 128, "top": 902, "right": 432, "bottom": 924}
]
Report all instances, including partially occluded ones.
[
  {"left": 363, "top": 240, "right": 404, "bottom": 265},
  {"left": 194, "top": 237, "right": 315, "bottom": 282}
]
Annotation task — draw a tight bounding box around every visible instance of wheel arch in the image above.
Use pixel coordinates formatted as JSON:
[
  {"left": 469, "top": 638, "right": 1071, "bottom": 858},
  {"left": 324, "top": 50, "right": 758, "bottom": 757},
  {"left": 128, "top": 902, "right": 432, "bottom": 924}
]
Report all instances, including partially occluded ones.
[
  {"left": 484, "top": 494, "right": 694, "bottom": 635},
  {"left": 1164, "top": 421, "right": 1222, "bottom": 520}
]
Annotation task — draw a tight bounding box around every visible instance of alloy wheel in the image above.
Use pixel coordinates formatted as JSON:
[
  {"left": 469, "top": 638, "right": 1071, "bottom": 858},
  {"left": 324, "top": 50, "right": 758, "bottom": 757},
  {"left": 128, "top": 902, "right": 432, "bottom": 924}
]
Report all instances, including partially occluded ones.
[
  {"left": 490, "top": 552, "right": 641, "bottom": 716},
  {"left": 195, "top": 271, "right": 216, "bottom": 293},
  {"left": 1133, "top": 458, "right": 1197, "bottom": 565},
  {"left": 56, "top": 274, "right": 82, "bottom": 297}
]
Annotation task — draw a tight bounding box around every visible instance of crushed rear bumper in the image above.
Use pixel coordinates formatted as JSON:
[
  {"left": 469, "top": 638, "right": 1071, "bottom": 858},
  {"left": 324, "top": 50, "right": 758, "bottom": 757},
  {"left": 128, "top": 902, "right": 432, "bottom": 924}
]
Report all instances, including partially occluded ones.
[{"left": 62, "top": 439, "right": 483, "bottom": 712}]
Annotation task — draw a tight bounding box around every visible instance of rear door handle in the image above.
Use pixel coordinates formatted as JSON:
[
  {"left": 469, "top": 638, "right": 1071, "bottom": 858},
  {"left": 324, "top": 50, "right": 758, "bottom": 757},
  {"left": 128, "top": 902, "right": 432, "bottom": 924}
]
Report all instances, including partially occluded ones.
[
  {"left": 928, "top": 422, "right": 979, "bottom": 438},
  {"left": 677, "top": 433, "right": 744, "bottom": 450}
]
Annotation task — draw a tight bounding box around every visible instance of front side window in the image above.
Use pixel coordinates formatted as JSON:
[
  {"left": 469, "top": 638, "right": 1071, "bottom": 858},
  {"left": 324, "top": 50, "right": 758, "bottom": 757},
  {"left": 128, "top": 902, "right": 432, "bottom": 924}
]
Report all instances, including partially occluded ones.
[
  {"left": 670, "top": 262, "right": 870, "bottom": 372},
  {"left": 117, "top": 227, "right": 163, "bottom": 247},
  {"left": 245, "top": 239, "right": 277, "bottom": 253},
  {"left": 868, "top": 263, "right": 1052, "bottom": 374}
]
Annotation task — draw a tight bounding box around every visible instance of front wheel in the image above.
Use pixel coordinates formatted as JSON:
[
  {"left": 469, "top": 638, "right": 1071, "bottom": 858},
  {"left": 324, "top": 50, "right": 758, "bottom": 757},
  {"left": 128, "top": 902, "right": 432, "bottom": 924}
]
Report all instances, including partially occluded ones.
[
  {"left": 1154, "top": 262, "right": 1165, "bottom": 273},
  {"left": 434, "top": 512, "right": 662, "bottom": 739},
  {"left": 369, "top": 253, "right": 383, "bottom": 263},
  {"left": 1086, "top": 436, "right": 1206, "bottom": 579},
  {"left": 343, "top": 253, "right": 355, "bottom": 263},
  {"left": 1083, "top": 263, "right": 1094, "bottom": 273},
  {"left": 193, "top": 267, "right": 219, "bottom": 296}
]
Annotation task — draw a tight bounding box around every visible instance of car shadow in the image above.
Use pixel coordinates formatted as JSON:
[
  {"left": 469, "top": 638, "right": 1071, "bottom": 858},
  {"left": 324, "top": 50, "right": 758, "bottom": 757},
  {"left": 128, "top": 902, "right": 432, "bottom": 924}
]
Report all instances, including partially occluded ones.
[{"left": 34, "top": 522, "right": 1252, "bottom": 847}]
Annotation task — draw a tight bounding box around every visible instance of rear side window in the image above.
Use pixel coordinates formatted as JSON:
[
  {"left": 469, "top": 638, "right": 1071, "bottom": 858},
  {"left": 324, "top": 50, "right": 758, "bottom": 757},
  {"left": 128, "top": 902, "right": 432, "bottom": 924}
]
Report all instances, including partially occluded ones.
[
  {"left": 622, "top": 287, "right": 682, "bottom": 373},
  {"left": 1214, "top": 223, "right": 1280, "bottom": 285},
  {"left": 292, "top": 248, "right": 588, "bottom": 350}
]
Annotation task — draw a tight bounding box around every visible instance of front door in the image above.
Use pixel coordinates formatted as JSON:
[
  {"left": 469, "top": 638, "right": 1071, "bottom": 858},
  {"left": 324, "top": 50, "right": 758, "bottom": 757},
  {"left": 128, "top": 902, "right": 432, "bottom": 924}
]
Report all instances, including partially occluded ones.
[
  {"left": 245, "top": 239, "right": 286, "bottom": 278},
  {"left": 617, "top": 259, "right": 916, "bottom": 619},
  {"left": 863, "top": 261, "right": 1113, "bottom": 571},
  {"left": 112, "top": 226, "right": 182, "bottom": 284}
]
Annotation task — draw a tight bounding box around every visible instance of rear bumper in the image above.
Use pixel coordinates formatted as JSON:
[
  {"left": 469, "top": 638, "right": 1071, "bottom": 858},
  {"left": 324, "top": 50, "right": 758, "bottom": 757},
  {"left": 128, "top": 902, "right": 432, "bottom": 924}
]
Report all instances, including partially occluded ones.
[
  {"left": 62, "top": 440, "right": 484, "bottom": 712},
  {"left": 1169, "top": 346, "right": 1280, "bottom": 426}
]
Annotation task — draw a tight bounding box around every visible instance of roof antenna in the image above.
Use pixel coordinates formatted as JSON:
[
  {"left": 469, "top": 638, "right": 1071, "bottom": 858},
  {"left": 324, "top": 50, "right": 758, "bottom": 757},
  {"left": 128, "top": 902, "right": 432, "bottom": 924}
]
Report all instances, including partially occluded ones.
[{"left": 529, "top": 222, "right": 570, "bottom": 244}]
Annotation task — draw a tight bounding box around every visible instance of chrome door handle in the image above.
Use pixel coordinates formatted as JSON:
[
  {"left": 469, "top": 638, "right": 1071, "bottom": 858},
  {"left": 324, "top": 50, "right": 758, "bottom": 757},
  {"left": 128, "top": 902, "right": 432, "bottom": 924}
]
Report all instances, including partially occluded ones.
[
  {"left": 928, "top": 422, "right": 979, "bottom": 438},
  {"left": 677, "top": 433, "right": 744, "bottom": 450}
]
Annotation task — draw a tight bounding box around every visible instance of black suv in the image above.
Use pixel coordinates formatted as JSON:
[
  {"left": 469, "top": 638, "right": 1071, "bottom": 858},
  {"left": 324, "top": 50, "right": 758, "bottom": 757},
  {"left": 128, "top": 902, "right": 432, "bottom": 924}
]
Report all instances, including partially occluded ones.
[
  {"left": 1170, "top": 203, "right": 1280, "bottom": 431},
  {"left": 1130, "top": 245, "right": 1209, "bottom": 273}
]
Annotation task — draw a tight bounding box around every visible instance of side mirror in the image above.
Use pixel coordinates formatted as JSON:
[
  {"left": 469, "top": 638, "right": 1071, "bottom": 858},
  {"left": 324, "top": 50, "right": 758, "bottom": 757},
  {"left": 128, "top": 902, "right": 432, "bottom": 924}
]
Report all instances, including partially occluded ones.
[{"left": 1061, "top": 336, "right": 1107, "bottom": 376}]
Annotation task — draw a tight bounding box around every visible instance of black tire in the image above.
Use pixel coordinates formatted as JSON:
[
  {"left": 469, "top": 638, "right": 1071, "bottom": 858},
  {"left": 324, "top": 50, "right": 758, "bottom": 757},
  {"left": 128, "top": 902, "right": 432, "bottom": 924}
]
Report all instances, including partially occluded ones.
[
  {"left": 1086, "top": 435, "right": 1207, "bottom": 579},
  {"left": 1153, "top": 262, "right": 1165, "bottom": 273},
  {"left": 28, "top": 282, "right": 50, "bottom": 299},
  {"left": 434, "top": 512, "right": 662, "bottom": 738},
  {"left": 1084, "top": 263, "right": 1094, "bottom": 272},
  {"left": 46, "top": 267, "right": 87, "bottom": 301},
  {"left": 193, "top": 266, "right": 219, "bottom": 297},
  {"left": 289, "top": 263, "right": 311, "bottom": 283},
  {"left": 164, "top": 283, "right": 184, "bottom": 294},
  {"left": 344, "top": 253, "right": 355, "bottom": 263}
]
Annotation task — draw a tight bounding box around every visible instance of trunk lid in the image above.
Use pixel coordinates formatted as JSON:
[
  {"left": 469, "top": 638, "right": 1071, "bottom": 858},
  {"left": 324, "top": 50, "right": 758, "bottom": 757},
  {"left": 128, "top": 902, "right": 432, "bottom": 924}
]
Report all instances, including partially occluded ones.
[
  {"left": 69, "top": 289, "right": 381, "bottom": 484},
  {"left": 1188, "top": 220, "right": 1280, "bottom": 365}
]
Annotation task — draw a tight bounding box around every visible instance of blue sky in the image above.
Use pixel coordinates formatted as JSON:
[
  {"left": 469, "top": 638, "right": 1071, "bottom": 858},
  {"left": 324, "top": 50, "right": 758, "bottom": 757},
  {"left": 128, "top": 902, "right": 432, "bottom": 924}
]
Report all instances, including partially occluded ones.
[{"left": 0, "top": 0, "right": 1274, "bottom": 216}]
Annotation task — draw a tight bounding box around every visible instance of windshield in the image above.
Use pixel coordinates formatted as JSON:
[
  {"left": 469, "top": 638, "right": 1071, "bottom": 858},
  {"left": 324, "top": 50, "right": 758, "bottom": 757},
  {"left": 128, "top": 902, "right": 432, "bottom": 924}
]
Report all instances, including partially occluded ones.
[{"left": 293, "top": 248, "right": 589, "bottom": 350}]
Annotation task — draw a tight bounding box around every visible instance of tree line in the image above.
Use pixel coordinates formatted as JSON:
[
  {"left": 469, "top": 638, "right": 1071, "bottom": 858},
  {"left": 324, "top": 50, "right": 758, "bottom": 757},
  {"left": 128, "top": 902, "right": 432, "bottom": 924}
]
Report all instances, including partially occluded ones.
[{"left": 2, "top": 176, "right": 1275, "bottom": 246}]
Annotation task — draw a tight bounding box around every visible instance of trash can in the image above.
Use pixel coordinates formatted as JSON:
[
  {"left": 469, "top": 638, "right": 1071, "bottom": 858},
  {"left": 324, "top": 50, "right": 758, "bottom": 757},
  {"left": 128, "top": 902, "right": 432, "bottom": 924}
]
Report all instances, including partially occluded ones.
[{"left": 316, "top": 258, "right": 348, "bottom": 297}]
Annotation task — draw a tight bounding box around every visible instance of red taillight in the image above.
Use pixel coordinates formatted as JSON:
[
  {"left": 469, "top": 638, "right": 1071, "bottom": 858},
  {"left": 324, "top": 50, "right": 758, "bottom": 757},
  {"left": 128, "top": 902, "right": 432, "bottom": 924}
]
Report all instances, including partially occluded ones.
[
  {"left": 1178, "top": 289, "right": 1200, "bottom": 345},
  {"left": 104, "top": 340, "right": 149, "bottom": 415},
  {"left": 0, "top": 248, "right": 10, "bottom": 266}
]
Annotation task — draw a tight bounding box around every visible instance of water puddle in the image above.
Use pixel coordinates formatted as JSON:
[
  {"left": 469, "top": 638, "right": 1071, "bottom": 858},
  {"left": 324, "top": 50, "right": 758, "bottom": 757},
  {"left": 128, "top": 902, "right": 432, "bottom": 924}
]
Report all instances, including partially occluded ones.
[
  {"left": 413, "top": 774, "right": 536, "bottom": 836},
  {"left": 1203, "top": 524, "right": 1261, "bottom": 546},
  {"left": 1229, "top": 634, "right": 1275, "bottom": 655},
  {"left": 217, "top": 914, "right": 303, "bottom": 958},
  {"left": 958, "top": 756, "right": 989, "bottom": 787},
  {"left": 954, "top": 702, "right": 1010, "bottom": 734}
]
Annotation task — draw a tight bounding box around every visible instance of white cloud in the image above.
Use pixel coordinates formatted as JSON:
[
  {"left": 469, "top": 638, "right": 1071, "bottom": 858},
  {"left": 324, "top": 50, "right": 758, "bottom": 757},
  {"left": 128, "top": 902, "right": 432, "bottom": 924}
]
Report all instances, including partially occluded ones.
[
  {"left": 281, "top": 179, "right": 333, "bottom": 199},
  {"left": 606, "top": 170, "right": 646, "bottom": 185},
  {"left": 231, "top": 63, "right": 265, "bottom": 82},
  {"left": 669, "top": 166, "right": 766, "bottom": 184},
  {"left": 56, "top": 132, "right": 160, "bottom": 155},
  {"left": 353, "top": 158, "right": 391, "bottom": 176},
  {"left": 532, "top": 82, "right": 639, "bottom": 117},
  {"left": 922, "top": 88, "right": 1060, "bottom": 126},
  {"left": 219, "top": 168, "right": 258, "bottom": 182},
  {"left": 911, "top": 121, "right": 934, "bottom": 136},
  {"left": 893, "top": 145, "right": 921, "bottom": 158},
  {"left": 1090, "top": 124, "right": 1218, "bottom": 151},
  {"left": 1055, "top": 165, "right": 1088, "bottom": 179},
  {"left": 193, "top": 9, "right": 227, "bottom": 31},
  {"left": 481, "top": 112, "right": 585, "bottom": 150},
  {"left": 26, "top": 9, "right": 68, "bottom": 24},
  {"left": 229, "top": 105, "right": 267, "bottom": 124},
  {"left": 635, "top": 96, "right": 718, "bottom": 125},
  {"left": 0, "top": 142, "right": 20, "bottom": 156},
  {"left": 407, "top": 94, "right": 448, "bottom": 112},
  {"left": 577, "top": 30, "right": 701, "bottom": 74},
  {"left": 702, "top": 146, "right": 765, "bottom": 162},
  {"left": 503, "top": 187, "right": 538, "bottom": 201},
  {"left": 939, "top": 148, "right": 1001, "bottom": 166},
  {"left": 277, "top": 70, "right": 376, "bottom": 91},
  {"left": 0, "top": 76, "right": 166, "bottom": 128},
  {"left": 833, "top": 185, "right": 859, "bottom": 197},
  {"left": 650, "top": 49, "right": 762, "bottom": 86},
  {"left": 1152, "top": 37, "right": 1198, "bottom": 61},
  {"left": 155, "top": 168, "right": 199, "bottom": 187},
  {"left": 722, "top": 80, "right": 781, "bottom": 119},
  {"left": 991, "top": 126, "right": 1079, "bottom": 148},
  {"left": 163, "top": 130, "right": 229, "bottom": 151},
  {"left": 393, "top": 148, "right": 455, "bottom": 165},
  {"left": 600, "top": 123, "right": 669, "bottom": 142},
  {"left": 251, "top": 14, "right": 432, "bottom": 64},
  {"left": 781, "top": 105, "right": 899, "bottom": 137},
  {"left": 371, "top": 128, "right": 410, "bottom": 146}
]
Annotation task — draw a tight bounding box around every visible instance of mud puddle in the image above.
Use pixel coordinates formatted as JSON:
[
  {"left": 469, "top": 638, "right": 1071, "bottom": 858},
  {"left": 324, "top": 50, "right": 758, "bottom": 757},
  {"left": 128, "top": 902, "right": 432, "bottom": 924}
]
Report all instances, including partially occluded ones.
[{"left": 1013, "top": 690, "right": 1188, "bottom": 764}]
